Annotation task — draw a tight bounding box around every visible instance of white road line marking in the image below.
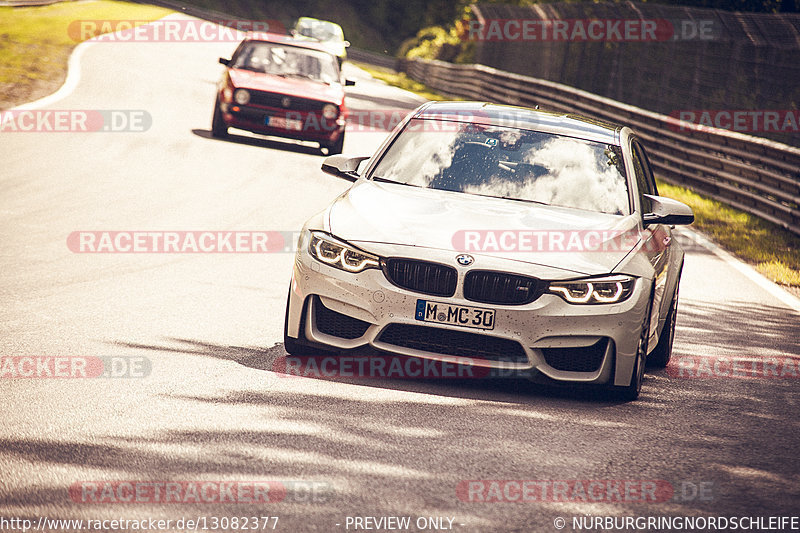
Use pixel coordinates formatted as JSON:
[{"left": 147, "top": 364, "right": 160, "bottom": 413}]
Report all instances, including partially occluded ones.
[{"left": 10, "top": 14, "right": 179, "bottom": 111}]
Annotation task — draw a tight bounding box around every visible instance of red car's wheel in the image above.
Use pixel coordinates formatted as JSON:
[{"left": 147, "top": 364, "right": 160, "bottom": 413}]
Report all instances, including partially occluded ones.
[
  {"left": 325, "top": 132, "right": 345, "bottom": 155},
  {"left": 211, "top": 99, "right": 228, "bottom": 138}
]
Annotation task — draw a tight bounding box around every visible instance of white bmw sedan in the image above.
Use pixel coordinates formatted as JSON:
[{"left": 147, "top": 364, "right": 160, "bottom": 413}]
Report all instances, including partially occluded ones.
[{"left": 283, "top": 102, "right": 693, "bottom": 400}]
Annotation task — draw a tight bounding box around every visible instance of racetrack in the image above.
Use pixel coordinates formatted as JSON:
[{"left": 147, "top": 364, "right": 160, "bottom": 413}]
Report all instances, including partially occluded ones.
[{"left": 1, "top": 15, "right": 799, "bottom": 532}]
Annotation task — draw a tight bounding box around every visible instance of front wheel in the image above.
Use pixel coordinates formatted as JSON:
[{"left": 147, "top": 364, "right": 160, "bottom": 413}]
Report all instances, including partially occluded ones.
[
  {"left": 324, "top": 132, "right": 345, "bottom": 155},
  {"left": 283, "top": 289, "right": 338, "bottom": 357},
  {"left": 648, "top": 270, "right": 682, "bottom": 368},
  {"left": 283, "top": 289, "right": 316, "bottom": 356},
  {"left": 611, "top": 297, "right": 651, "bottom": 401},
  {"left": 211, "top": 99, "right": 228, "bottom": 138}
]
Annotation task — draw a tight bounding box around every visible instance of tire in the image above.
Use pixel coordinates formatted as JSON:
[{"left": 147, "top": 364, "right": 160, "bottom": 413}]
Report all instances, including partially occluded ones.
[
  {"left": 282, "top": 290, "right": 336, "bottom": 357},
  {"left": 211, "top": 99, "right": 228, "bottom": 138},
  {"left": 325, "top": 132, "right": 345, "bottom": 155},
  {"left": 647, "top": 269, "right": 682, "bottom": 368},
  {"left": 611, "top": 295, "right": 652, "bottom": 401}
]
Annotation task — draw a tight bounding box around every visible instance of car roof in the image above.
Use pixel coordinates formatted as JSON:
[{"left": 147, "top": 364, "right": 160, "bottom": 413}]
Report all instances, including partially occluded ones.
[
  {"left": 243, "top": 31, "right": 334, "bottom": 54},
  {"left": 414, "top": 101, "right": 622, "bottom": 145},
  {"left": 295, "top": 17, "right": 344, "bottom": 30}
]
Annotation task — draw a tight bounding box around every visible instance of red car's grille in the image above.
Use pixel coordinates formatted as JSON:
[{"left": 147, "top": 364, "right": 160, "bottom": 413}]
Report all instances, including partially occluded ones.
[{"left": 247, "top": 91, "right": 329, "bottom": 112}]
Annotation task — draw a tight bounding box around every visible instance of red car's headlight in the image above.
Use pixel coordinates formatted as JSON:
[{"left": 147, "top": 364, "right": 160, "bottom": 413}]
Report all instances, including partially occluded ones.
[
  {"left": 234, "top": 89, "right": 250, "bottom": 105},
  {"left": 322, "top": 104, "right": 338, "bottom": 119}
]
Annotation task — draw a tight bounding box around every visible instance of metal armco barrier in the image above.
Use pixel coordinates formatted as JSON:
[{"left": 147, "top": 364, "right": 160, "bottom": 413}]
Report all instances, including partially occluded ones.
[
  {"left": 400, "top": 58, "right": 800, "bottom": 236},
  {"left": 348, "top": 48, "right": 400, "bottom": 71}
]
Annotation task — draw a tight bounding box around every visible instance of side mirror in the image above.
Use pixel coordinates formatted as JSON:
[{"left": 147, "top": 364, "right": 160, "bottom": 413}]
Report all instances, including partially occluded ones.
[
  {"left": 321, "top": 155, "right": 369, "bottom": 182},
  {"left": 642, "top": 194, "right": 694, "bottom": 226},
  {"left": 344, "top": 79, "right": 356, "bottom": 86},
  {"left": 344, "top": 40, "right": 351, "bottom": 48},
  {"left": 219, "top": 57, "right": 230, "bottom": 66}
]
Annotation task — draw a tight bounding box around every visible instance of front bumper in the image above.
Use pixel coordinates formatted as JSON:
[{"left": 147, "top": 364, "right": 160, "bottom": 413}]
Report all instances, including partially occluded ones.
[
  {"left": 286, "top": 240, "right": 651, "bottom": 387},
  {"left": 221, "top": 103, "right": 344, "bottom": 144}
]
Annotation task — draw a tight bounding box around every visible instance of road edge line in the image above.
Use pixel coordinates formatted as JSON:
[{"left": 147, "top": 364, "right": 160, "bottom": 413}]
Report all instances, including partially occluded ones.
[
  {"left": 681, "top": 227, "right": 800, "bottom": 314},
  {"left": 9, "top": 13, "right": 182, "bottom": 111}
]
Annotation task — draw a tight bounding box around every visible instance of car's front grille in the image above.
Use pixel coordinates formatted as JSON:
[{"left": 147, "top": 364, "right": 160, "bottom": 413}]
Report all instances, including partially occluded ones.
[
  {"left": 378, "top": 323, "right": 528, "bottom": 363},
  {"left": 541, "top": 339, "right": 609, "bottom": 372},
  {"left": 382, "top": 259, "right": 457, "bottom": 297},
  {"left": 248, "top": 91, "right": 328, "bottom": 112},
  {"left": 464, "top": 270, "right": 544, "bottom": 305},
  {"left": 314, "top": 298, "right": 371, "bottom": 339}
]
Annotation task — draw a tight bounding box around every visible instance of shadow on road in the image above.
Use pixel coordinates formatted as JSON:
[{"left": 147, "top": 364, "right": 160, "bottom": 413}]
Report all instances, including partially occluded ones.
[
  {"left": 191, "top": 128, "right": 326, "bottom": 156},
  {"left": 114, "top": 336, "right": 629, "bottom": 406},
  {"left": 2, "top": 299, "right": 798, "bottom": 526}
]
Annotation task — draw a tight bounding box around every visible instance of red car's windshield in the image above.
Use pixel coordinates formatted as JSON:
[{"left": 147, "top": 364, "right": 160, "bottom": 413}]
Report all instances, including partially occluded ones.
[{"left": 231, "top": 41, "right": 339, "bottom": 84}]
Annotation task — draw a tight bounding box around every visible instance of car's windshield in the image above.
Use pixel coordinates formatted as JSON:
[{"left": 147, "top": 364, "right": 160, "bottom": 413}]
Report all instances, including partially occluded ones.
[
  {"left": 369, "top": 118, "right": 630, "bottom": 215},
  {"left": 232, "top": 42, "right": 339, "bottom": 84}
]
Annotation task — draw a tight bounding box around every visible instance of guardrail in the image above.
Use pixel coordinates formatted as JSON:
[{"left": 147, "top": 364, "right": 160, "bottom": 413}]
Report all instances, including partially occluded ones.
[
  {"left": 348, "top": 48, "right": 400, "bottom": 71},
  {"left": 400, "top": 58, "right": 800, "bottom": 236}
]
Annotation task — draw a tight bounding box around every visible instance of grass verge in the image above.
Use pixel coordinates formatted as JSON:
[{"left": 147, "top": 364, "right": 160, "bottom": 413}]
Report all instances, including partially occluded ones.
[
  {"left": 0, "top": 1, "right": 173, "bottom": 109},
  {"left": 658, "top": 181, "right": 800, "bottom": 288}
]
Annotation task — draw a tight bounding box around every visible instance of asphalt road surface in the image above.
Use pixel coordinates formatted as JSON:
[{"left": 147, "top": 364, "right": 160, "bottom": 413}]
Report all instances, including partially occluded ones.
[{"left": 1, "top": 16, "right": 799, "bottom": 533}]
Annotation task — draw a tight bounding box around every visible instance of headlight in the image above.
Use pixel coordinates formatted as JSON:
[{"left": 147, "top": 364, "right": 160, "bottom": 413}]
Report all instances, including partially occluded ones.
[
  {"left": 548, "top": 275, "right": 636, "bottom": 304},
  {"left": 308, "top": 231, "right": 380, "bottom": 273},
  {"left": 233, "top": 89, "right": 250, "bottom": 105},
  {"left": 322, "top": 104, "right": 338, "bottom": 119}
]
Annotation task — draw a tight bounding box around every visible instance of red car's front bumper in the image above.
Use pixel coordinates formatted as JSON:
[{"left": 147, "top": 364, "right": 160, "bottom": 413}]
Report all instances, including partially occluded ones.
[{"left": 220, "top": 103, "right": 345, "bottom": 144}]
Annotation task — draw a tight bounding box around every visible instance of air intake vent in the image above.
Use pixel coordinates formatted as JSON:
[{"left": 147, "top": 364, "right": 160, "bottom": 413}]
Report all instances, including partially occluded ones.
[
  {"left": 541, "top": 339, "right": 609, "bottom": 372},
  {"left": 378, "top": 323, "right": 528, "bottom": 363},
  {"left": 314, "top": 298, "right": 371, "bottom": 339}
]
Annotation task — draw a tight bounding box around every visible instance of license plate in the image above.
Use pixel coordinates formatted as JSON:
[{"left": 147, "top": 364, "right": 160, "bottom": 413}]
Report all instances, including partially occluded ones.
[
  {"left": 415, "top": 299, "right": 495, "bottom": 330},
  {"left": 264, "top": 115, "right": 303, "bottom": 131}
]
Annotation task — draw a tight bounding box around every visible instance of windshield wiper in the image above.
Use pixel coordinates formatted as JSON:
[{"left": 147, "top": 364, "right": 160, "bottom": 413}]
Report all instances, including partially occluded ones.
[
  {"left": 371, "top": 176, "right": 420, "bottom": 187},
  {"left": 465, "top": 191, "right": 550, "bottom": 206}
]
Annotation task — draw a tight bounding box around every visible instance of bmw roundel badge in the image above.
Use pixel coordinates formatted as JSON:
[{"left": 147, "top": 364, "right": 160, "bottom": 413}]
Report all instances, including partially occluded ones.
[{"left": 456, "top": 254, "right": 474, "bottom": 266}]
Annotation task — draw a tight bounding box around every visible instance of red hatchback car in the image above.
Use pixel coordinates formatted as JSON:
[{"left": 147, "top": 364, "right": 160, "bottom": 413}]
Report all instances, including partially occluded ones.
[{"left": 212, "top": 33, "right": 353, "bottom": 154}]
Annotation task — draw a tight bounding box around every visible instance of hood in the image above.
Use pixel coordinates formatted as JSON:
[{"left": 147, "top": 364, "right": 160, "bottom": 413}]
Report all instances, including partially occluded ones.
[
  {"left": 327, "top": 180, "right": 642, "bottom": 276},
  {"left": 228, "top": 68, "right": 344, "bottom": 104}
]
